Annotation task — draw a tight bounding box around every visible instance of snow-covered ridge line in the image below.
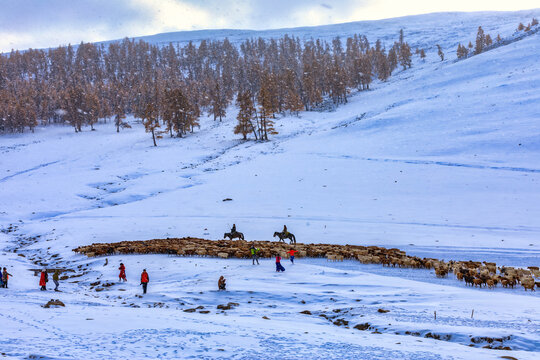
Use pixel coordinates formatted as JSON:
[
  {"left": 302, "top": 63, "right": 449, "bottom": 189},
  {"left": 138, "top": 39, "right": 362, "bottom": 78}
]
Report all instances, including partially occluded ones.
[
  {"left": 103, "top": 9, "right": 540, "bottom": 51},
  {"left": 9, "top": 9, "right": 537, "bottom": 55}
]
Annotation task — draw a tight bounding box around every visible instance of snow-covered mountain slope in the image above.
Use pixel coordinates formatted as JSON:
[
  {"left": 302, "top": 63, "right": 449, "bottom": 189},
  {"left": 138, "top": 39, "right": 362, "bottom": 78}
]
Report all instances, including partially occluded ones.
[
  {"left": 1, "top": 11, "right": 539, "bottom": 360},
  {"left": 2, "top": 23, "right": 539, "bottom": 253},
  {"left": 114, "top": 10, "right": 540, "bottom": 53}
]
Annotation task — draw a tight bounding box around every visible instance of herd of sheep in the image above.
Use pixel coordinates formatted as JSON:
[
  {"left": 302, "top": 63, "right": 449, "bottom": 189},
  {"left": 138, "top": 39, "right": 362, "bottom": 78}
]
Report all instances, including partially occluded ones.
[{"left": 73, "top": 237, "right": 539, "bottom": 291}]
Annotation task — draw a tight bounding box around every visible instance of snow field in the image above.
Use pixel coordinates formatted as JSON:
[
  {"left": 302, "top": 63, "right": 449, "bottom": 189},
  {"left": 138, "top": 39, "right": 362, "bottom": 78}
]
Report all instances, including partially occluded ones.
[
  {"left": 2, "top": 252, "right": 539, "bottom": 359},
  {"left": 1, "top": 9, "right": 540, "bottom": 359}
]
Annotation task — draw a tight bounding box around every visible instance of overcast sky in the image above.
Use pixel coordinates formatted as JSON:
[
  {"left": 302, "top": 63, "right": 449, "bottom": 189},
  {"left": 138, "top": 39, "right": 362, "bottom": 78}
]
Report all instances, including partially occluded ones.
[{"left": 1, "top": 0, "right": 538, "bottom": 52}]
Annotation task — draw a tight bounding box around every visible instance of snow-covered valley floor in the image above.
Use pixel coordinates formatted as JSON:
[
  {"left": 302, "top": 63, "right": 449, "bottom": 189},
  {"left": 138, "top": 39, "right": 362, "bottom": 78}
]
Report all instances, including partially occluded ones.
[
  {"left": 1, "top": 249, "right": 539, "bottom": 360},
  {"left": 1, "top": 11, "right": 540, "bottom": 360}
]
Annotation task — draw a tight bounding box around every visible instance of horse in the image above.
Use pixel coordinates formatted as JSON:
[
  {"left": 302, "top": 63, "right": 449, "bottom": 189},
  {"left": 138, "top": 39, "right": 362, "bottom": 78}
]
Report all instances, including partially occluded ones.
[
  {"left": 273, "top": 231, "right": 296, "bottom": 245},
  {"left": 224, "top": 231, "right": 244, "bottom": 240}
]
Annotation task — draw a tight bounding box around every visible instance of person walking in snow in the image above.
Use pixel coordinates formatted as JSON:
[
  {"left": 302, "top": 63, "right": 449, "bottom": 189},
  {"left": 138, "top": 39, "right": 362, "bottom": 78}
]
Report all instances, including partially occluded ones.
[
  {"left": 275, "top": 254, "right": 285, "bottom": 272},
  {"left": 118, "top": 263, "right": 127, "bottom": 282},
  {"left": 39, "top": 269, "right": 48, "bottom": 291},
  {"left": 2, "top": 267, "right": 12, "bottom": 288},
  {"left": 140, "top": 269, "right": 149, "bottom": 294},
  {"left": 250, "top": 244, "right": 260, "bottom": 265},
  {"left": 287, "top": 249, "right": 298, "bottom": 264},
  {"left": 52, "top": 269, "right": 60, "bottom": 291}
]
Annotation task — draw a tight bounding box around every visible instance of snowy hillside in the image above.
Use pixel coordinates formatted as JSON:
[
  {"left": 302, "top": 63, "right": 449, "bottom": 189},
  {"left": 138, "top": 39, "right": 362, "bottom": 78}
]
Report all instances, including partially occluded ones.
[
  {"left": 114, "top": 10, "right": 540, "bottom": 53},
  {"left": 3, "top": 20, "right": 540, "bottom": 252},
  {"left": 1, "top": 10, "right": 539, "bottom": 360}
]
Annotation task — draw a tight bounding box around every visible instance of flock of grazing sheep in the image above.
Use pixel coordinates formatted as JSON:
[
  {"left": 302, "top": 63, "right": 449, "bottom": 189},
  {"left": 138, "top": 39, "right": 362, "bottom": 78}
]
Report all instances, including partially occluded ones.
[{"left": 73, "top": 237, "right": 539, "bottom": 291}]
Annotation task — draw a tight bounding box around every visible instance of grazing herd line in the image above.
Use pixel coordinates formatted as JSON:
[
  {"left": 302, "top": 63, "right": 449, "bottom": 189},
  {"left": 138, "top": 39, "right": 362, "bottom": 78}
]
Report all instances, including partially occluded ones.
[{"left": 73, "top": 237, "right": 539, "bottom": 291}]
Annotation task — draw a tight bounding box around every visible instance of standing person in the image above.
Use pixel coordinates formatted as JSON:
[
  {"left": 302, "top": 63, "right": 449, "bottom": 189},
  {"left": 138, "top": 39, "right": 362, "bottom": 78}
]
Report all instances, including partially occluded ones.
[
  {"left": 52, "top": 269, "right": 60, "bottom": 291},
  {"left": 287, "top": 249, "right": 298, "bottom": 264},
  {"left": 118, "top": 263, "right": 127, "bottom": 282},
  {"left": 250, "top": 244, "right": 260, "bottom": 265},
  {"left": 0, "top": 266, "right": 4, "bottom": 288},
  {"left": 140, "top": 269, "right": 149, "bottom": 294},
  {"left": 2, "top": 267, "right": 12, "bottom": 288},
  {"left": 275, "top": 254, "right": 285, "bottom": 272},
  {"left": 39, "top": 269, "right": 48, "bottom": 291}
]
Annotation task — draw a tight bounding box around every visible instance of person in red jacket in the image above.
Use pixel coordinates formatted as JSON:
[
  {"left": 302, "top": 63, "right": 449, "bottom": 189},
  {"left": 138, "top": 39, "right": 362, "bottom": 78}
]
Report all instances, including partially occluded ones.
[
  {"left": 140, "top": 269, "right": 149, "bottom": 294},
  {"left": 118, "top": 263, "right": 127, "bottom": 282},
  {"left": 287, "top": 249, "right": 298, "bottom": 264},
  {"left": 39, "top": 269, "right": 48, "bottom": 291},
  {"left": 2, "top": 267, "right": 13, "bottom": 288},
  {"left": 275, "top": 255, "right": 285, "bottom": 272}
]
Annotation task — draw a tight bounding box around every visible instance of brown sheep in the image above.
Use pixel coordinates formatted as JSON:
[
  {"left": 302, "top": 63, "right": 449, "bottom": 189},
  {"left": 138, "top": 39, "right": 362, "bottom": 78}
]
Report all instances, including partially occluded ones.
[
  {"left": 72, "top": 237, "right": 537, "bottom": 293},
  {"left": 522, "top": 281, "right": 535, "bottom": 291},
  {"left": 435, "top": 267, "right": 448, "bottom": 278}
]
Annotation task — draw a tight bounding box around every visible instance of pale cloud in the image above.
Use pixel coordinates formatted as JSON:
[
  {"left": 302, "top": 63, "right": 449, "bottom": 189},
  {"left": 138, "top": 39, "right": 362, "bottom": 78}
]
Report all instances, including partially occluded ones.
[
  {"left": 0, "top": 0, "right": 213, "bottom": 51},
  {"left": 184, "top": 0, "right": 367, "bottom": 29},
  {"left": 0, "top": 0, "right": 538, "bottom": 51},
  {"left": 0, "top": 0, "right": 149, "bottom": 50},
  {"left": 135, "top": 0, "right": 214, "bottom": 32}
]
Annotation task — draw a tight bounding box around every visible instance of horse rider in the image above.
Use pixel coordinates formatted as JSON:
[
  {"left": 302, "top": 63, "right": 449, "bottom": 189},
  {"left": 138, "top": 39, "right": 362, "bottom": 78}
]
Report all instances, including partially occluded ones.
[{"left": 282, "top": 225, "right": 289, "bottom": 237}]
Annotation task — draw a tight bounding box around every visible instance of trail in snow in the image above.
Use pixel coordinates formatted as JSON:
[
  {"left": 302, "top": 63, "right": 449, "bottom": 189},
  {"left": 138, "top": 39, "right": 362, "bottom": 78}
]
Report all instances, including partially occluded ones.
[
  {"left": 315, "top": 154, "right": 540, "bottom": 173},
  {"left": 0, "top": 160, "right": 60, "bottom": 183}
]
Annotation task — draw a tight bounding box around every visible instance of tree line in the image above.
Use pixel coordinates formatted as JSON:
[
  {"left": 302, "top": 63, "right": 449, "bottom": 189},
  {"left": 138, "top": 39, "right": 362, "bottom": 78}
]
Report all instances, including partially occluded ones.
[
  {"left": 456, "top": 18, "right": 538, "bottom": 59},
  {"left": 0, "top": 31, "right": 414, "bottom": 144}
]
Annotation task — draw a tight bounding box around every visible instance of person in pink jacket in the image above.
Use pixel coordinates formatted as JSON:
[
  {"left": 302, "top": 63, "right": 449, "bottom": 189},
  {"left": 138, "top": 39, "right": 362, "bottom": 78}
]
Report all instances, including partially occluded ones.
[{"left": 275, "top": 255, "right": 285, "bottom": 272}]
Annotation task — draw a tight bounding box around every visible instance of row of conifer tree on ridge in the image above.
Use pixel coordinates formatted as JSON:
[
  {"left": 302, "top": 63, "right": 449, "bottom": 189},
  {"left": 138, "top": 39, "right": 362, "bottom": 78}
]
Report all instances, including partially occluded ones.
[{"left": 456, "top": 18, "right": 539, "bottom": 59}]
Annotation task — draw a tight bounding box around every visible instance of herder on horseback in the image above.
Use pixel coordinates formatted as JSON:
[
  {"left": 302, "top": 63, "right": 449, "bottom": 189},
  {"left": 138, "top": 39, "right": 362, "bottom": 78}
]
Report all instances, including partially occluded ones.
[
  {"left": 224, "top": 223, "right": 245, "bottom": 240},
  {"left": 273, "top": 225, "right": 296, "bottom": 244}
]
